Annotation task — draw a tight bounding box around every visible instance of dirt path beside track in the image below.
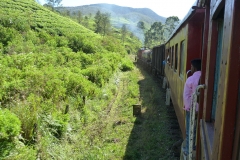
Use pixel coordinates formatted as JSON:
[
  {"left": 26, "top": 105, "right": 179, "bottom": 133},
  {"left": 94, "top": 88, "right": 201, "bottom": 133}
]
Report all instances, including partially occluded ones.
[{"left": 122, "top": 62, "right": 183, "bottom": 159}]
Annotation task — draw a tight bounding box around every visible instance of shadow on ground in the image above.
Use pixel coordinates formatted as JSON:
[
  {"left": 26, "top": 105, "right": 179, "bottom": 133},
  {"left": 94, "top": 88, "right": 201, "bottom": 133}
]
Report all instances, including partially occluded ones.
[{"left": 123, "top": 62, "right": 182, "bottom": 160}]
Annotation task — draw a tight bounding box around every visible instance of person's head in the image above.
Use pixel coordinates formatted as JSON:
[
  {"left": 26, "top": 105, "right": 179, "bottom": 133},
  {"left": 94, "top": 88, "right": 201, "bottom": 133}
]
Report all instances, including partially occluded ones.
[{"left": 191, "top": 59, "right": 201, "bottom": 73}]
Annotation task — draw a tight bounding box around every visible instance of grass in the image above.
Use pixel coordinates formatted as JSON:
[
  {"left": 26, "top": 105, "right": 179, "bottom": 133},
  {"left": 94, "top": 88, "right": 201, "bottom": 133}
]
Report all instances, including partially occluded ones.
[
  {"left": 122, "top": 61, "right": 178, "bottom": 160},
  {"left": 0, "top": 0, "right": 139, "bottom": 158},
  {"left": 0, "top": 1, "right": 179, "bottom": 159},
  {"left": 46, "top": 55, "right": 180, "bottom": 160}
]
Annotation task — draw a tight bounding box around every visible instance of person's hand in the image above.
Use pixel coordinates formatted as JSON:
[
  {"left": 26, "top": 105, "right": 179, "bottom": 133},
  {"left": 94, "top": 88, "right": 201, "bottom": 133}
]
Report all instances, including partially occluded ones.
[{"left": 195, "top": 112, "right": 198, "bottom": 119}]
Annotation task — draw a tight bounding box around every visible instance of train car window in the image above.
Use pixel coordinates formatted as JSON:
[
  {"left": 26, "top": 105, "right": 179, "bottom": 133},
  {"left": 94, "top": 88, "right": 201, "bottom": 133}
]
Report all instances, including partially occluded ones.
[
  {"left": 169, "top": 48, "right": 171, "bottom": 65},
  {"left": 179, "top": 40, "right": 185, "bottom": 78},
  {"left": 171, "top": 46, "right": 174, "bottom": 69},
  {"left": 174, "top": 44, "right": 178, "bottom": 72},
  {"left": 168, "top": 49, "right": 170, "bottom": 64},
  {"left": 167, "top": 49, "right": 170, "bottom": 64}
]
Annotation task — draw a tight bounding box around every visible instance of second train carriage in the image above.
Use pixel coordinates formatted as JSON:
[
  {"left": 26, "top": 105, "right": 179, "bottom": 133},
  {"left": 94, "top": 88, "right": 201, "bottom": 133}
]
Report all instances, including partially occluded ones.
[
  {"left": 136, "top": 0, "right": 240, "bottom": 158},
  {"left": 164, "top": 0, "right": 240, "bottom": 159},
  {"left": 164, "top": 3, "right": 205, "bottom": 137},
  {"left": 196, "top": 0, "right": 240, "bottom": 159},
  {"left": 137, "top": 45, "right": 165, "bottom": 77}
]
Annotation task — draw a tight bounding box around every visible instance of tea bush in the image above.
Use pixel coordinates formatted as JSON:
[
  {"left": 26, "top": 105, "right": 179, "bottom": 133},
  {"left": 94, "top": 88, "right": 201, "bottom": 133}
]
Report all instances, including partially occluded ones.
[
  {"left": 0, "top": 109, "right": 21, "bottom": 157},
  {"left": 0, "top": 0, "right": 142, "bottom": 158},
  {"left": 41, "top": 111, "right": 69, "bottom": 139},
  {"left": 0, "top": 109, "right": 21, "bottom": 140},
  {"left": 120, "top": 58, "right": 134, "bottom": 71}
]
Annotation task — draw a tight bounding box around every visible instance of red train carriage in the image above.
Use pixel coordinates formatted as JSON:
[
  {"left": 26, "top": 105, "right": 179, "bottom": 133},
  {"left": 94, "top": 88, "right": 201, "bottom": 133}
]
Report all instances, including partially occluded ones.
[
  {"left": 137, "top": 48, "right": 151, "bottom": 62},
  {"left": 137, "top": 48, "right": 152, "bottom": 69},
  {"left": 137, "top": 0, "right": 240, "bottom": 159},
  {"left": 137, "top": 48, "right": 145, "bottom": 62},
  {"left": 197, "top": 0, "right": 240, "bottom": 159},
  {"left": 142, "top": 49, "right": 152, "bottom": 64},
  {"left": 164, "top": 3, "right": 205, "bottom": 138},
  {"left": 164, "top": 0, "right": 240, "bottom": 159}
]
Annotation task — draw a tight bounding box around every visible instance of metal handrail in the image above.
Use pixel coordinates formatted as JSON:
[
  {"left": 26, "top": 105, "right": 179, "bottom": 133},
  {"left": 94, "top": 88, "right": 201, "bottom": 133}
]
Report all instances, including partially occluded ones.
[{"left": 189, "top": 84, "right": 206, "bottom": 160}]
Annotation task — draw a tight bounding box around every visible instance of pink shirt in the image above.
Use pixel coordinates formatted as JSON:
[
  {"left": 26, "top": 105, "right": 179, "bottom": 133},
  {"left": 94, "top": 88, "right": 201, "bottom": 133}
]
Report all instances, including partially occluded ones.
[{"left": 183, "top": 71, "right": 201, "bottom": 111}]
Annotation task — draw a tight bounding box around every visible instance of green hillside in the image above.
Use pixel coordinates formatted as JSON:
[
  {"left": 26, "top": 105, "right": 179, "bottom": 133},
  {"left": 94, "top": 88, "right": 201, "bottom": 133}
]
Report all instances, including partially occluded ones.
[
  {"left": 59, "top": 3, "right": 166, "bottom": 24},
  {"left": 0, "top": 0, "right": 142, "bottom": 159},
  {"left": 0, "top": 0, "right": 124, "bottom": 54},
  {"left": 56, "top": 3, "right": 167, "bottom": 42}
]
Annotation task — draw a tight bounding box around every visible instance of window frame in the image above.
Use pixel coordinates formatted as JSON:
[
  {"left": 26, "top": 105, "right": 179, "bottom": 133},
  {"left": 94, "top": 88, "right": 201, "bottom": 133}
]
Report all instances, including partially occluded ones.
[
  {"left": 171, "top": 46, "right": 174, "bottom": 69},
  {"left": 179, "top": 40, "right": 185, "bottom": 78},
  {"left": 174, "top": 43, "right": 178, "bottom": 72}
]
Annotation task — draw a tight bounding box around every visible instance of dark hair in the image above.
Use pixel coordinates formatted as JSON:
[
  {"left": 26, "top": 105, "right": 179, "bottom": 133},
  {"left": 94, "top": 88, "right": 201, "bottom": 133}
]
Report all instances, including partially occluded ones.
[{"left": 191, "top": 59, "right": 201, "bottom": 71}]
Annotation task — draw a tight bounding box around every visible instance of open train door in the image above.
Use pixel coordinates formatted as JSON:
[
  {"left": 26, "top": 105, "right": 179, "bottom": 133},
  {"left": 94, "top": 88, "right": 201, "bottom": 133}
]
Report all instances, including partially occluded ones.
[{"left": 199, "top": 0, "right": 240, "bottom": 159}]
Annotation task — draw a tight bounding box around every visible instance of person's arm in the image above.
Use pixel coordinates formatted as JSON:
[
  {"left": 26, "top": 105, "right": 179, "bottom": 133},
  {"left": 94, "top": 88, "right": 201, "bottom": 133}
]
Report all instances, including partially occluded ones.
[{"left": 183, "top": 78, "right": 192, "bottom": 111}]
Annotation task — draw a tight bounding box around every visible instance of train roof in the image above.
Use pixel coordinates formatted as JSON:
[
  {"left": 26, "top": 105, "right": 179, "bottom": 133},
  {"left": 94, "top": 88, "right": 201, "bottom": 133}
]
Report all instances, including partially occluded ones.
[
  {"left": 152, "top": 44, "right": 165, "bottom": 49},
  {"left": 142, "top": 49, "right": 152, "bottom": 53},
  {"left": 165, "top": 0, "right": 206, "bottom": 43}
]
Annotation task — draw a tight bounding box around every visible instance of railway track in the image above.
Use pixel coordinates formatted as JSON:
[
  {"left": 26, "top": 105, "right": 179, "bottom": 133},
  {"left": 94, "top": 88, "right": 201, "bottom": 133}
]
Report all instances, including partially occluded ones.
[
  {"left": 141, "top": 64, "right": 182, "bottom": 159},
  {"left": 83, "top": 63, "right": 182, "bottom": 159},
  {"left": 85, "top": 73, "right": 126, "bottom": 144}
]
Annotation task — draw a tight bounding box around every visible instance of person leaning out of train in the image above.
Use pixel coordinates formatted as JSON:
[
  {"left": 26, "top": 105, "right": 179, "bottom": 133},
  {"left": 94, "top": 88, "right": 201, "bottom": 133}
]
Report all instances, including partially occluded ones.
[
  {"left": 166, "top": 55, "right": 170, "bottom": 65},
  {"left": 182, "top": 59, "right": 201, "bottom": 156},
  {"left": 162, "top": 60, "right": 166, "bottom": 66}
]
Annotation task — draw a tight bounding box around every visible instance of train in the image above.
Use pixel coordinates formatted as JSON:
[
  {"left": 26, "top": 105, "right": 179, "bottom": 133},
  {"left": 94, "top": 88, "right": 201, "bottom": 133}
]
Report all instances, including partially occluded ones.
[
  {"left": 137, "top": 47, "right": 152, "bottom": 67},
  {"left": 137, "top": 0, "right": 240, "bottom": 159}
]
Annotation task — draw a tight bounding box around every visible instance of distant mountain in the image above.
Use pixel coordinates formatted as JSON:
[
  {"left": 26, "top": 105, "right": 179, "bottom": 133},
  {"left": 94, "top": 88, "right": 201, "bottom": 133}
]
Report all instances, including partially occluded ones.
[
  {"left": 57, "top": 3, "right": 166, "bottom": 42},
  {"left": 58, "top": 3, "right": 166, "bottom": 23}
]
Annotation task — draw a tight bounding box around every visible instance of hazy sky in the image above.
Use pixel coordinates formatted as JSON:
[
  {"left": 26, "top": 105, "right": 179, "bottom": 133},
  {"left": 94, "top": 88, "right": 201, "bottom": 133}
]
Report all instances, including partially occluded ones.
[{"left": 39, "top": 0, "right": 197, "bottom": 20}]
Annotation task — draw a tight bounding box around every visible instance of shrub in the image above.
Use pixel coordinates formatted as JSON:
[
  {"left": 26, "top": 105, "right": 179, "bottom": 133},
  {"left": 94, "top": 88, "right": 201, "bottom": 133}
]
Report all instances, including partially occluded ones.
[
  {"left": 120, "top": 58, "right": 134, "bottom": 71},
  {"left": 6, "top": 144, "right": 37, "bottom": 160},
  {"left": 79, "top": 52, "right": 94, "bottom": 68},
  {"left": 68, "top": 35, "right": 84, "bottom": 52},
  {"left": 0, "top": 109, "right": 21, "bottom": 140},
  {"left": 101, "top": 36, "right": 125, "bottom": 54},
  {"left": 81, "top": 65, "right": 112, "bottom": 87},
  {"left": 55, "top": 36, "right": 68, "bottom": 47},
  {"left": 41, "top": 111, "right": 69, "bottom": 139},
  {"left": 82, "top": 43, "right": 95, "bottom": 54},
  {"left": 11, "top": 102, "right": 38, "bottom": 142},
  {"left": 0, "top": 42, "right": 3, "bottom": 54},
  {"left": 38, "top": 30, "right": 52, "bottom": 44},
  {"left": 0, "top": 108, "right": 21, "bottom": 157},
  {"left": 0, "top": 25, "right": 17, "bottom": 47},
  {"left": 6, "top": 39, "right": 36, "bottom": 54}
]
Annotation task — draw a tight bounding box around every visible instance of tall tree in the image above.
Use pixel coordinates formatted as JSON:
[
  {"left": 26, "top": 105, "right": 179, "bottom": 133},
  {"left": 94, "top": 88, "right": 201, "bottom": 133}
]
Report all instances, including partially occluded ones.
[
  {"left": 101, "top": 13, "right": 111, "bottom": 37},
  {"left": 89, "top": 13, "right": 92, "bottom": 19},
  {"left": 94, "top": 10, "right": 102, "bottom": 34},
  {"left": 45, "top": 0, "right": 62, "bottom": 8},
  {"left": 77, "top": 11, "right": 82, "bottom": 24},
  {"left": 65, "top": 10, "right": 70, "bottom": 16},
  {"left": 94, "top": 11, "right": 111, "bottom": 36},
  {"left": 144, "top": 22, "right": 164, "bottom": 48},
  {"left": 144, "top": 30, "right": 152, "bottom": 48},
  {"left": 72, "top": 11, "right": 76, "bottom": 17},
  {"left": 137, "top": 21, "right": 145, "bottom": 30},
  {"left": 82, "top": 16, "right": 89, "bottom": 28},
  {"left": 164, "top": 16, "right": 180, "bottom": 39},
  {"left": 121, "top": 24, "right": 127, "bottom": 44}
]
